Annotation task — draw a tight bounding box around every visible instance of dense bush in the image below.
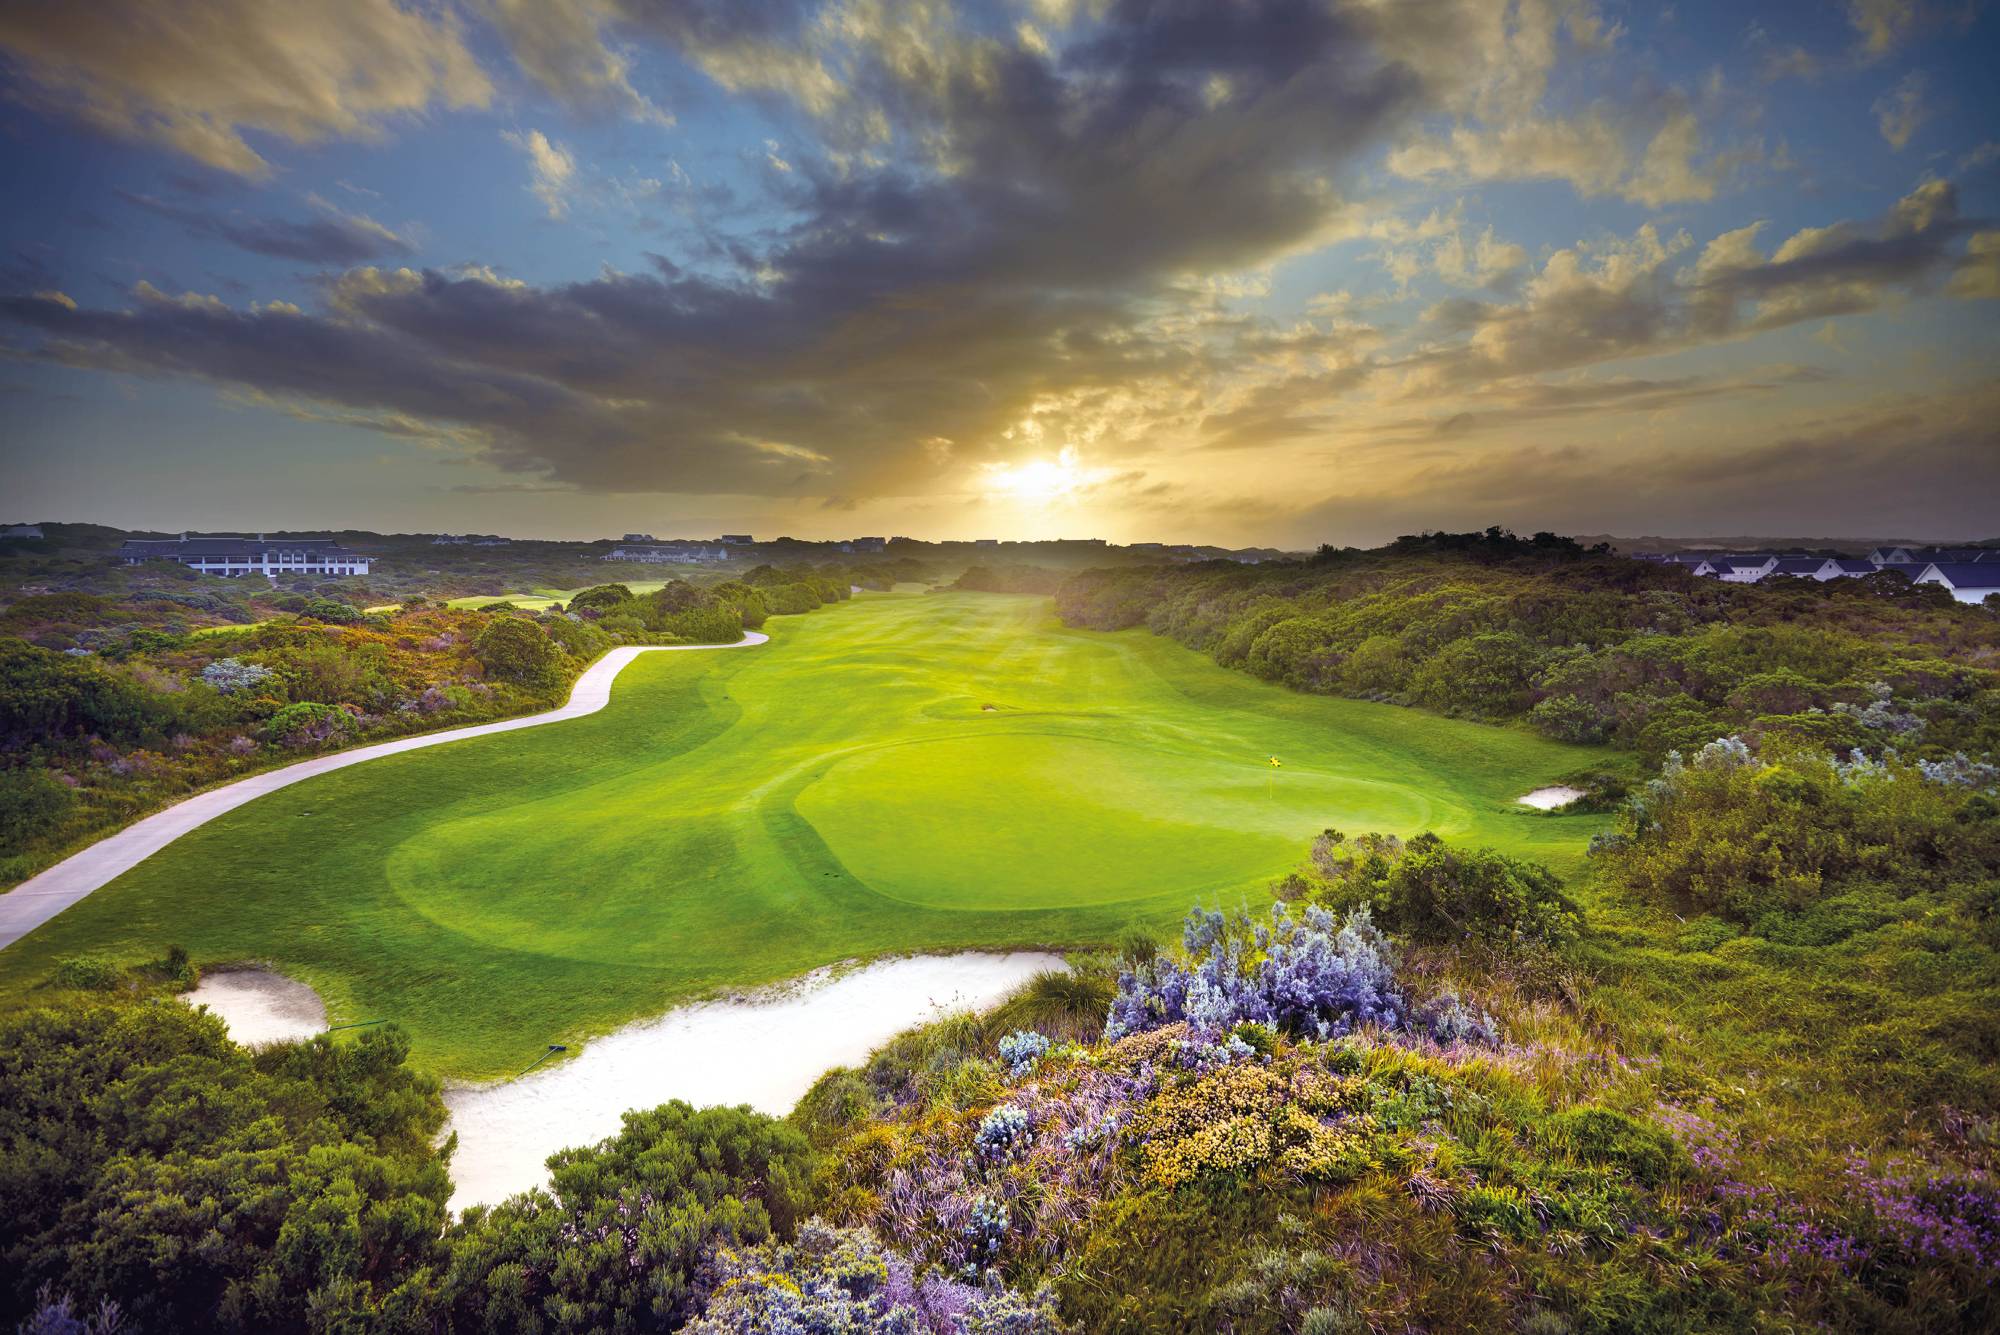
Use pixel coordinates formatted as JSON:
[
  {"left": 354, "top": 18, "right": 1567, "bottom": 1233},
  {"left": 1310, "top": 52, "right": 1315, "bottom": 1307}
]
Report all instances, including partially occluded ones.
[
  {"left": 471, "top": 614, "right": 561, "bottom": 687},
  {"left": 1104, "top": 901, "right": 1490, "bottom": 1047},
  {"left": 440, "top": 1102, "right": 819, "bottom": 1330},
  {"left": 301, "top": 598, "right": 362, "bottom": 624},
  {"left": 1595, "top": 736, "right": 2000, "bottom": 925},
  {"left": 1306, "top": 830, "right": 1583, "bottom": 948},
  {"left": 0, "top": 1005, "right": 448, "bottom": 1331},
  {"left": 263, "top": 700, "right": 359, "bottom": 748}
]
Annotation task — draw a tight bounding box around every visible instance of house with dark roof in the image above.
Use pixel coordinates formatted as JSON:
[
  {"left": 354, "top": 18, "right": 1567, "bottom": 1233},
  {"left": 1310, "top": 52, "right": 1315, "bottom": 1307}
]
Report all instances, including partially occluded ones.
[
  {"left": 1766, "top": 557, "right": 1837, "bottom": 578},
  {"left": 1711, "top": 554, "right": 1780, "bottom": 582},
  {"left": 118, "top": 534, "right": 371, "bottom": 577},
  {"left": 1823, "top": 558, "right": 1879, "bottom": 579},
  {"left": 1915, "top": 563, "right": 2000, "bottom": 605}
]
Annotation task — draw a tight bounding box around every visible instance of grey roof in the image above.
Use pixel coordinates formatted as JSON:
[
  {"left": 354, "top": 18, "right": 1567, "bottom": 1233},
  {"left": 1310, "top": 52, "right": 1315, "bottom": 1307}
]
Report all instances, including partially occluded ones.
[
  {"left": 1768, "top": 557, "right": 1830, "bottom": 574},
  {"left": 1830, "top": 559, "right": 1877, "bottom": 574},
  {"left": 1920, "top": 563, "right": 2000, "bottom": 589}
]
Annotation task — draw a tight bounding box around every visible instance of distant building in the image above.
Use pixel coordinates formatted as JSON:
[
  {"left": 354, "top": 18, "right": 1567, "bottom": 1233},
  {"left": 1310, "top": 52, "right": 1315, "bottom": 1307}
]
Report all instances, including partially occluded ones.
[
  {"left": 1766, "top": 557, "right": 1838, "bottom": 579},
  {"left": 975, "top": 538, "right": 1000, "bottom": 547},
  {"left": 720, "top": 534, "right": 754, "bottom": 545},
  {"left": 1915, "top": 563, "right": 2000, "bottom": 605},
  {"left": 119, "top": 534, "right": 372, "bottom": 577},
  {"left": 1823, "top": 559, "right": 1878, "bottom": 579},
  {"left": 1711, "top": 555, "right": 1779, "bottom": 583},
  {"left": 606, "top": 544, "right": 726, "bottom": 564},
  {"left": 1868, "top": 546, "right": 1919, "bottom": 565},
  {"left": 622, "top": 533, "right": 657, "bottom": 544},
  {"left": 849, "top": 536, "right": 886, "bottom": 552},
  {"left": 1, "top": 524, "right": 43, "bottom": 539}
]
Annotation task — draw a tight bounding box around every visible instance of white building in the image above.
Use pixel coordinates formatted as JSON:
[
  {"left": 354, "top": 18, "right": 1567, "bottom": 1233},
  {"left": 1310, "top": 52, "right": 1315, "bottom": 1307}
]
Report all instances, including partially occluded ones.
[
  {"left": 119, "top": 535, "right": 372, "bottom": 577},
  {"left": 605, "top": 544, "right": 727, "bottom": 564},
  {"left": 1711, "top": 555, "right": 1779, "bottom": 583},
  {"left": 1915, "top": 563, "right": 2000, "bottom": 605}
]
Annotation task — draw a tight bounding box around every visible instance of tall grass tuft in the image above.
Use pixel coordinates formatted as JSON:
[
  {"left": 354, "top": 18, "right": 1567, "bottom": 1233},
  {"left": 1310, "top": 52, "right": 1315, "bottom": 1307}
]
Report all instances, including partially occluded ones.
[{"left": 985, "top": 969, "right": 1117, "bottom": 1045}]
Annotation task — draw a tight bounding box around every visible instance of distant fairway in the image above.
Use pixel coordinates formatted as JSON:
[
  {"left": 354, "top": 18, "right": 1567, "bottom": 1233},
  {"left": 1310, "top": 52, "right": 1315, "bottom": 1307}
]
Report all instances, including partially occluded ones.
[{"left": 0, "top": 594, "right": 1610, "bottom": 1076}]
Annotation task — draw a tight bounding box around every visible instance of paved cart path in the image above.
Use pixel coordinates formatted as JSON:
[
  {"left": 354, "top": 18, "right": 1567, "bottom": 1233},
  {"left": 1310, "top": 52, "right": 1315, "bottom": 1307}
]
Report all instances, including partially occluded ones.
[{"left": 0, "top": 634, "right": 769, "bottom": 949}]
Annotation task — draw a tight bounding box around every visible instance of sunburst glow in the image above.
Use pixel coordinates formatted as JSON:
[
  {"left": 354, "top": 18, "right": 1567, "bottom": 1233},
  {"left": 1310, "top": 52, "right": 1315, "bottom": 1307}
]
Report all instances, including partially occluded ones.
[{"left": 985, "top": 447, "right": 1087, "bottom": 505}]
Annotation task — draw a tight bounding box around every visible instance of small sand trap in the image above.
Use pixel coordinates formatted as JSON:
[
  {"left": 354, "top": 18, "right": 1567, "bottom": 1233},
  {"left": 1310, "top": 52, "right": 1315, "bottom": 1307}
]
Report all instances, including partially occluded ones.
[
  {"left": 444, "top": 951, "right": 1064, "bottom": 1213},
  {"left": 1519, "top": 785, "right": 1586, "bottom": 810},
  {"left": 185, "top": 969, "right": 328, "bottom": 1046}
]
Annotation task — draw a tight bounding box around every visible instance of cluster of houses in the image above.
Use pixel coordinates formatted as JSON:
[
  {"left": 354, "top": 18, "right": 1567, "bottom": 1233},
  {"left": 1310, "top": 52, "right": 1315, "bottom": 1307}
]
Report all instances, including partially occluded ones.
[
  {"left": 1633, "top": 547, "right": 2000, "bottom": 604},
  {"left": 117, "top": 534, "right": 373, "bottom": 577}
]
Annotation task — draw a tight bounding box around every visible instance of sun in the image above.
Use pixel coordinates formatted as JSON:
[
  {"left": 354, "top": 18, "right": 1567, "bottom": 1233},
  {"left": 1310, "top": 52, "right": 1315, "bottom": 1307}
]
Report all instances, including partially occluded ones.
[{"left": 985, "top": 446, "right": 1086, "bottom": 505}]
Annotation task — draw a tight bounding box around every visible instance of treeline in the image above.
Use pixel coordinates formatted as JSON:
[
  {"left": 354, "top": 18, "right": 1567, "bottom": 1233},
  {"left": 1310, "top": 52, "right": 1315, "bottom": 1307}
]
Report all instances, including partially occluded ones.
[
  {"left": 1055, "top": 533, "right": 2000, "bottom": 765},
  {"left": 950, "top": 563, "right": 1069, "bottom": 595}
]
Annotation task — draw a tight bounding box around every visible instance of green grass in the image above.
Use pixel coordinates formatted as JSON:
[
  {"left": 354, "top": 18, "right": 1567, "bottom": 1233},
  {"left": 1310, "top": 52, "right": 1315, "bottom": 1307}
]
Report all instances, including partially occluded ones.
[
  {"left": 445, "top": 579, "right": 676, "bottom": 611},
  {"left": 0, "top": 593, "right": 1610, "bottom": 1076}
]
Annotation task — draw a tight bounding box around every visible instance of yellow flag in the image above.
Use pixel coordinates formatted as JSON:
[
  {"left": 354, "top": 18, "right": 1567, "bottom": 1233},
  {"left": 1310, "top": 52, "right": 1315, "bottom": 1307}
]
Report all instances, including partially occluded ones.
[{"left": 1269, "top": 756, "right": 1282, "bottom": 767}]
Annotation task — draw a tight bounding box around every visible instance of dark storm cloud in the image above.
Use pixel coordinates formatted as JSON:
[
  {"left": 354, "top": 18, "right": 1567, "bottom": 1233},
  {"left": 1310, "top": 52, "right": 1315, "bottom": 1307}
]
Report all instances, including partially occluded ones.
[
  {"left": 1, "top": 0, "right": 1423, "bottom": 497},
  {"left": 120, "top": 192, "right": 417, "bottom": 265}
]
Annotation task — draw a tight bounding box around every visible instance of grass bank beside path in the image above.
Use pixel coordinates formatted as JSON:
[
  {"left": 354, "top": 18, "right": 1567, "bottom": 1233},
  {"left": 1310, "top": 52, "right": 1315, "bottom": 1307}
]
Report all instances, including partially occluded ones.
[{"left": 0, "top": 592, "right": 1611, "bottom": 1077}]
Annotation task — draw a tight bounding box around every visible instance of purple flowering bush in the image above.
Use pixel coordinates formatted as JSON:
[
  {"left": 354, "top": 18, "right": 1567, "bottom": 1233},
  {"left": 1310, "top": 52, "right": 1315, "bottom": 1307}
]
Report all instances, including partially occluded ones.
[
  {"left": 685, "top": 1220, "right": 1060, "bottom": 1333},
  {"left": 1105, "top": 902, "right": 1493, "bottom": 1047}
]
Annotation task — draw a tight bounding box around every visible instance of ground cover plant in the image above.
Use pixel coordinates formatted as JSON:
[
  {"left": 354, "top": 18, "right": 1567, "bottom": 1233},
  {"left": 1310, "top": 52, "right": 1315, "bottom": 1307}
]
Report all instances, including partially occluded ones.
[{"left": 0, "top": 592, "right": 1605, "bottom": 1076}]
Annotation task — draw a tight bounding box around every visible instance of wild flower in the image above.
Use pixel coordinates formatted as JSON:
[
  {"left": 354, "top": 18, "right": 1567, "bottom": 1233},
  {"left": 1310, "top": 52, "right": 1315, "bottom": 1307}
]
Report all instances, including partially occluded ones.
[
  {"left": 996, "top": 1030, "right": 1049, "bottom": 1079},
  {"left": 975, "top": 1105, "right": 1032, "bottom": 1163}
]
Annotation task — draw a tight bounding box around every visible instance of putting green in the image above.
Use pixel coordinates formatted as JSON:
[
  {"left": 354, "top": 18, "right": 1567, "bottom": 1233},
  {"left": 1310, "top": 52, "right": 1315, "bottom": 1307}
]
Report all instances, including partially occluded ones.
[{"left": 0, "top": 593, "right": 1611, "bottom": 1076}]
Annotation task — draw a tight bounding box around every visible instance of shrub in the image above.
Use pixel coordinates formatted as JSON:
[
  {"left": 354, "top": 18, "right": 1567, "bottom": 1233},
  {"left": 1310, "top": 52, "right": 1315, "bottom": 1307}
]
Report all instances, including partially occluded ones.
[
  {"left": 996, "top": 1030, "right": 1051, "bottom": 1079},
  {"left": 985, "top": 969, "right": 1116, "bottom": 1044},
  {"left": 1309, "top": 830, "right": 1583, "bottom": 949},
  {"left": 1106, "top": 903, "right": 1416, "bottom": 1044},
  {"left": 301, "top": 598, "right": 361, "bottom": 624},
  {"left": 470, "top": 615, "right": 560, "bottom": 687},
  {"left": 440, "top": 1101, "right": 819, "bottom": 1330},
  {"left": 568, "top": 583, "right": 634, "bottom": 613},
  {"left": 198, "top": 656, "right": 273, "bottom": 693},
  {"left": 683, "top": 1220, "right": 1060, "bottom": 1333},
  {"left": 0, "top": 767, "right": 76, "bottom": 847},
  {"left": 47, "top": 956, "right": 123, "bottom": 990},
  {"left": 264, "top": 701, "right": 359, "bottom": 748}
]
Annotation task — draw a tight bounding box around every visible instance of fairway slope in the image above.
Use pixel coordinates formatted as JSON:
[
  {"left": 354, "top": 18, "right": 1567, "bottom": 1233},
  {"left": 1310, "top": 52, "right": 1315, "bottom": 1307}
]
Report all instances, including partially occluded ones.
[
  {"left": 0, "top": 633, "right": 769, "bottom": 948},
  {"left": 0, "top": 595, "right": 1608, "bottom": 1075}
]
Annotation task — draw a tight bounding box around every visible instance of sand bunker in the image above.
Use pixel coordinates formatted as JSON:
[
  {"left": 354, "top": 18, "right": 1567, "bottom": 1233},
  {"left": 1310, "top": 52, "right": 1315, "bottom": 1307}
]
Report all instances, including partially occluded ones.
[
  {"left": 443, "top": 950, "right": 1064, "bottom": 1212},
  {"left": 184, "top": 969, "right": 328, "bottom": 1046},
  {"left": 1518, "top": 785, "right": 1586, "bottom": 810}
]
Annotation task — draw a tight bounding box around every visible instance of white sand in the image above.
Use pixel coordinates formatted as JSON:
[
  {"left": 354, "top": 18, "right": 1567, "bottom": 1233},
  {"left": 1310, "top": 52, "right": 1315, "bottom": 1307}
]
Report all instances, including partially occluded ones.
[
  {"left": 1518, "top": 785, "right": 1586, "bottom": 810},
  {"left": 443, "top": 951, "right": 1065, "bottom": 1213},
  {"left": 185, "top": 969, "right": 328, "bottom": 1046}
]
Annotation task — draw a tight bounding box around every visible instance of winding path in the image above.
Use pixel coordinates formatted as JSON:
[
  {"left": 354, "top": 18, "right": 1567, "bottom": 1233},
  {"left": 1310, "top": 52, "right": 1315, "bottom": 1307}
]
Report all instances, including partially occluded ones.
[{"left": 0, "top": 634, "right": 770, "bottom": 949}]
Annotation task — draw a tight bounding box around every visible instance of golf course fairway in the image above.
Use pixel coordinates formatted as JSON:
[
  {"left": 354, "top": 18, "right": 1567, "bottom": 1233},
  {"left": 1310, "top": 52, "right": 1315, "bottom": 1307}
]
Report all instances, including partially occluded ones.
[{"left": 0, "top": 592, "right": 1610, "bottom": 1076}]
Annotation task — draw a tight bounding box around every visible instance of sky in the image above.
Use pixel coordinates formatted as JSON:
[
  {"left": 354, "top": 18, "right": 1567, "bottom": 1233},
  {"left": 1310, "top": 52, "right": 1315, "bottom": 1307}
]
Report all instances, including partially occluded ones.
[{"left": 0, "top": 0, "right": 1996, "bottom": 546}]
